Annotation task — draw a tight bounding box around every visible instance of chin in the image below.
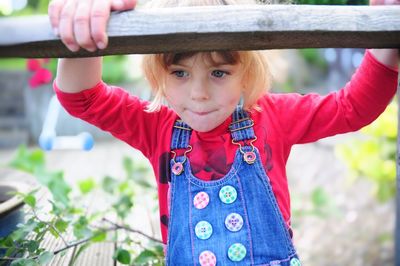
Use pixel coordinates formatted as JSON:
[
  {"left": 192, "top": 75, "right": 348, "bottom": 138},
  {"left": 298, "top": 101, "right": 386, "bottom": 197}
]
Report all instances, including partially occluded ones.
[{"left": 191, "top": 124, "right": 215, "bottom": 132}]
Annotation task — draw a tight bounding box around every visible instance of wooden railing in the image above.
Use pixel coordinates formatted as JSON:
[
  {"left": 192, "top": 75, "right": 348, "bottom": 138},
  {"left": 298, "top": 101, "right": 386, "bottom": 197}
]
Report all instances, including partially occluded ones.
[
  {"left": 0, "top": 5, "right": 399, "bottom": 57},
  {"left": 0, "top": 4, "right": 399, "bottom": 265}
]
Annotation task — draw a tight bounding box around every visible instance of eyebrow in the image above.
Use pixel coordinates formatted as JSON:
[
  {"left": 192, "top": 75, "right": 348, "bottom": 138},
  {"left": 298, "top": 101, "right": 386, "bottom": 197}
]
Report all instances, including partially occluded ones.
[{"left": 170, "top": 62, "right": 233, "bottom": 68}]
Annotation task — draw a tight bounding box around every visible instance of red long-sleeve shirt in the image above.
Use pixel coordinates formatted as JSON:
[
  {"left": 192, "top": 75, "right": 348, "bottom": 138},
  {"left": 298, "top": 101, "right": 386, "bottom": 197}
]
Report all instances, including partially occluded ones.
[{"left": 55, "top": 50, "right": 398, "bottom": 243}]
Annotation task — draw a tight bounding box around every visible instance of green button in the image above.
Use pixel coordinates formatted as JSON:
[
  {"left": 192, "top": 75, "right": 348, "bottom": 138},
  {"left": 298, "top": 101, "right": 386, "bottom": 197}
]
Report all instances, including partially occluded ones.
[
  {"left": 227, "top": 243, "right": 246, "bottom": 262},
  {"left": 219, "top": 185, "right": 237, "bottom": 204},
  {"left": 290, "top": 258, "right": 301, "bottom": 266}
]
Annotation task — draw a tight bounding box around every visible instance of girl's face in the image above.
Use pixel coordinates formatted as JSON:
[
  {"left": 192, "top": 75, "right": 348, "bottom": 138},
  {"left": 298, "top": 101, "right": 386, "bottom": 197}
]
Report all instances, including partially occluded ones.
[{"left": 164, "top": 53, "right": 244, "bottom": 132}]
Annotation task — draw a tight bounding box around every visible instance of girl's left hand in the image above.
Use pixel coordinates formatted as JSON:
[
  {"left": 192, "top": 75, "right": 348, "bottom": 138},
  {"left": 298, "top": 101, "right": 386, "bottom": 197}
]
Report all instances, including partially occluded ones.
[
  {"left": 370, "top": 0, "right": 400, "bottom": 5},
  {"left": 369, "top": 0, "right": 400, "bottom": 68}
]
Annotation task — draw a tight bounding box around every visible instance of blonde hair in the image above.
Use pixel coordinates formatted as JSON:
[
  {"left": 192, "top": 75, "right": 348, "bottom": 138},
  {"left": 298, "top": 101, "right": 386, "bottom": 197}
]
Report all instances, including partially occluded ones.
[{"left": 142, "top": 0, "right": 272, "bottom": 112}]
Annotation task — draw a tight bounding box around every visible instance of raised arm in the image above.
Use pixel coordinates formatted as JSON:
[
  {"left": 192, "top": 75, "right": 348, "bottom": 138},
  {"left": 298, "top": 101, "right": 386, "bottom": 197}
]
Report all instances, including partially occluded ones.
[{"left": 48, "top": 0, "right": 136, "bottom": 93}]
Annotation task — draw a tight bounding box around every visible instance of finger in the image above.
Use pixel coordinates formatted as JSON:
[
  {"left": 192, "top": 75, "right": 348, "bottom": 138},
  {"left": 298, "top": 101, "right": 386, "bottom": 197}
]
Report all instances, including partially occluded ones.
[
  {"left": 59, "top": 0, "right": 80, "bottom": 52},
  {"left": 48, "top": 0, "right": 65, "bottom": 35},
  {"left": 90, "top": 0, "right": 112, "bottom": 49},
  {"left": 110, "top": 0, "right": 137, "bottom": 11},
  {"left": 74, "top": 0, "right": 97, "bottom": 52}
]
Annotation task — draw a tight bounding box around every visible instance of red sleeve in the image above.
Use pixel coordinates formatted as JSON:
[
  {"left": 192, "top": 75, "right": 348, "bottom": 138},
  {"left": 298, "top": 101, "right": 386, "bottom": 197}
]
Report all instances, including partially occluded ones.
[
  {"left": 54, "top": 81, "right": 176, "bottom": 158},
  {"left": 261, "top": 50, "right": 398, "bottom": 145}
]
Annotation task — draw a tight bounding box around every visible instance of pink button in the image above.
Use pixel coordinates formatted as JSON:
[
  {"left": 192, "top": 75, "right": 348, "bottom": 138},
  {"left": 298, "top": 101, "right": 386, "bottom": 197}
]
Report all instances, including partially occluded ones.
[
  {"left": 199, "top": 250, "right": 217, "bottom": 266},
  {"left": 193, "top": 192, "right": 210, "bottom": 209}
]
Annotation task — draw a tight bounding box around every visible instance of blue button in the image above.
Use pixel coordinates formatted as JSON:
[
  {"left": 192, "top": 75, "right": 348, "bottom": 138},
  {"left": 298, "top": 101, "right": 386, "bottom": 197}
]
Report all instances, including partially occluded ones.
[{"left": 195, "top": 221, "right": 213, "bottom": 240}]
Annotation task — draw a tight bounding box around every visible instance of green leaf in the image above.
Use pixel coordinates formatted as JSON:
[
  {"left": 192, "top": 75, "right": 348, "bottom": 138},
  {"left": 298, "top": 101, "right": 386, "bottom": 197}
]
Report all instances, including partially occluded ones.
[
  {"left": 5, "top": 246, "right": 17, "bottom": 257},
  {"left": 35, "top": 170, "right": 71, "bottom": 206},
  {"left": 10, "top": 228, "right": 29, "bottom": 242},
  {"left": 102, "top": 176, "right": 119, "bottom": 194},
  {"left": 8, "top": 146, "right": 45, "bottom": 174},
  {"left": 113, "top": 195, "right": 133, "bottom": 219},
  {"left": 73, "top": 217, "right": 92, "bottom": 239},
  {"left": 113, "top": 248, "right": 131, "bottom": 265},
  {"left": 123, "top": 157, "right": 134, "bottom": 179},
  {"left": 10, "top": 258, "right": 38, "bottom": 266},
  {"left": 26, "top": 240, "right": 39, "bottom": 253},
  {"left": 0, "top": 235, "right": 14, "bottom": 248},
  {"left": 91, "top": 231, "right": 107, "bottom": 242},
  {"left": 133, "top": 249, "right": 158, "bottom": 264},
  {"left": 78, "top": 178, "right": 96, "bottom": 194},
  {"left": 54, "top": 219, "right": 69, "bottom": 233},
  {"left": 38, "top": 251, "right": 54, "bottom": 265},
  {"left": 311, "top": 187, "right": 329, "bottom": 208},
  {"left": 70, "top": 243, "right": 90, "bottom": 265},
  {"left": 24, "top": 194, "right": 36, "bottom": 208}
]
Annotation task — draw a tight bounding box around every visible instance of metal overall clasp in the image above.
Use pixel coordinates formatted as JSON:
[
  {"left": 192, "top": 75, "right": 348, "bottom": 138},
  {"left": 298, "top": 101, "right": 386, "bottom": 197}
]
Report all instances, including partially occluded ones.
[
  {"left": 232, "top": 137, "right": 258, "bottom": 164},
  {"left": 171, "top": 145, "right": 193, "bottom": 175}
]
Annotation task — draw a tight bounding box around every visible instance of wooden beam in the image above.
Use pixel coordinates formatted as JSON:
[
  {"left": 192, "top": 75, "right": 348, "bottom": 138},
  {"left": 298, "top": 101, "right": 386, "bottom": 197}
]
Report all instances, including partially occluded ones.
[{"left": 0, "top": 5, "right": 399, "bottom": 58}]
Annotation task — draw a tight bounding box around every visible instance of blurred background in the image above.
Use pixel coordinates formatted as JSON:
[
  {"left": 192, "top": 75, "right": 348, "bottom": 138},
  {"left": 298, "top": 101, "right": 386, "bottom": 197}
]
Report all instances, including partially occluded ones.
[{"left": 0, "top": 0, "right": 396, "bottom": 265}]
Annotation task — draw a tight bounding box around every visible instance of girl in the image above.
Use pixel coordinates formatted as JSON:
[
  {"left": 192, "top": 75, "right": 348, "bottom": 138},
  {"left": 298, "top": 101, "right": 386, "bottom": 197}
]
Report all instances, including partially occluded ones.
[{"left": 48, "top": 0, "right": 399, "bottom": 265}]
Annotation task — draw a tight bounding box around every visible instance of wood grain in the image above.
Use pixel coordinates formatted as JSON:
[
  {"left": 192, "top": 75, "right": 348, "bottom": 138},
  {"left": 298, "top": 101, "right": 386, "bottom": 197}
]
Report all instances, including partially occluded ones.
[{"left": 0, "top": 5, "right": 399, "bottom": 58}]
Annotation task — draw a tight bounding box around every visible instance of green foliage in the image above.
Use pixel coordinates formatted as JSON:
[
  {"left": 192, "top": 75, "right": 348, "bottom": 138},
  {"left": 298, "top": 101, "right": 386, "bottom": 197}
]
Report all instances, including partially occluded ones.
[
  {"left": 336, "top": 100, "right": 397, "bottom": 202},
  {"left": 292, "top": 186, "right": 339, "bottom": 221},
  {"left": 0, "top": 147, "right": 164, "bottom": 265},
  {"left": 298, "top": 49, "right": 328, "bottom": 72},
  {"left": 113, "top": 248, "right": 131, "bottom": 265},
  {"left": 0, "top": 0, "right": 50, "bottom": 16}
]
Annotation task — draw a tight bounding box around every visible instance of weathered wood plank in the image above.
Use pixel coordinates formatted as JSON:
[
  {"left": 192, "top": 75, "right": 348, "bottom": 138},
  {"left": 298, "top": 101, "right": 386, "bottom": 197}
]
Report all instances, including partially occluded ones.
[{"left": 0, "top": 5, "right": 399, "bottom": 58}]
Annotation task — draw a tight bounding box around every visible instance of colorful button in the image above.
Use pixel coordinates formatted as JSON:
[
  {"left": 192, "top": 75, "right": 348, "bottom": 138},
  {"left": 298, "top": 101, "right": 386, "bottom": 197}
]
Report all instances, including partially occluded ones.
[
  {"left": 199, "top": 250, "right": 217, "bottom": 266},
  {"left": 290, "top": 258, "right": 301, "bottom": 266},
  {"left": 172, "top": 162, "right": 184, "bottom": 175},
  {"left": 195, "top": 221, "right": 213, "bottom": 240},
  {"left": 219, "top": 185, "right": 237, "bottom": 204},
  {"left": 193, "top": 192, "right": 210, "bottom": 210},
  {"left": 227, "top": 243, "right": 246, "bottom": 262},
  {"left": 225, "top": 213, "right": 244, "bottom": 232}
]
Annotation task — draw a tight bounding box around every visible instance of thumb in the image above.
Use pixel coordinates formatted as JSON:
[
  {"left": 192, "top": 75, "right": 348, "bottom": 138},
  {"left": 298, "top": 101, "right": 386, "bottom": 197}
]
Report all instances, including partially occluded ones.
[{"left": 111, "top": 0, "right": 137, "bottom": 11}]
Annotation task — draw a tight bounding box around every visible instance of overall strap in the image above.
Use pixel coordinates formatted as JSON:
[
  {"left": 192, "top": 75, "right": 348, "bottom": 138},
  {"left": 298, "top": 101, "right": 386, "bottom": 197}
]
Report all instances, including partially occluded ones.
[
  {"left": 171, "top": 119, "right": 192, "bottom": 150},
  {"left": 229, "top": 106, "right": 256, "bottom": 142}
]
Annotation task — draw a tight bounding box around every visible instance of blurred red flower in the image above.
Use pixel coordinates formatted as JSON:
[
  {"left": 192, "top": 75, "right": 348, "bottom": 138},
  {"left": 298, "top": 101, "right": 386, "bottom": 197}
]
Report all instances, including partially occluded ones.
[{"left": 26, "top": 59, "right": 53, "bottom": 89}]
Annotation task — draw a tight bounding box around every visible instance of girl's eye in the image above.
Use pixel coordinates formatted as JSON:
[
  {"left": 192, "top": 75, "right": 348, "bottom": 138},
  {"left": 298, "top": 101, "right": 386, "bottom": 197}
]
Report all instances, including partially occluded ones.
[
  {"left": 212, "top": 70, "right": 228, "bottom": 78},
  {"left": 171, "top": 70, "right": 189, "bottom": 78}
]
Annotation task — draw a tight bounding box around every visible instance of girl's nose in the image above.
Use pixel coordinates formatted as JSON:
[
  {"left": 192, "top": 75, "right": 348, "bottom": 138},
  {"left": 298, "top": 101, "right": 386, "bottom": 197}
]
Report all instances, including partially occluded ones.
[{"left": 190, "top": 80, "right": 210, "bottom": 101}]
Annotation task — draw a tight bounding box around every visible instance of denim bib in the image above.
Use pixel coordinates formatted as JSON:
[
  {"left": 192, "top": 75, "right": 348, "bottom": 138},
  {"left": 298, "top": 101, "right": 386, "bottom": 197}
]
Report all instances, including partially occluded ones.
[{"left": 166, "top": 107, "right": 300, "bottom": 266}]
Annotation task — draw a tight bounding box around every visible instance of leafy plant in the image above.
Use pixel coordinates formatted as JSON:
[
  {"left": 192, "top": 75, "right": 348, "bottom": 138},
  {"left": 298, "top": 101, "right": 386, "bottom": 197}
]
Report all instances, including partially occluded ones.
[
  {"left": 335, "top": 100, "right": 397, "bottom": 202},
  {"left": 0, "top": 146, "right": 165, "bottom": 265}
]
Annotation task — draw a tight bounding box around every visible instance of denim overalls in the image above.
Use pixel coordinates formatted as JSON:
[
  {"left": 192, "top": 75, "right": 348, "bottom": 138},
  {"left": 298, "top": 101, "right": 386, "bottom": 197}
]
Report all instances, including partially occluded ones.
[{"left": 166, "top": 107, "right": 300, "bottom": 266}]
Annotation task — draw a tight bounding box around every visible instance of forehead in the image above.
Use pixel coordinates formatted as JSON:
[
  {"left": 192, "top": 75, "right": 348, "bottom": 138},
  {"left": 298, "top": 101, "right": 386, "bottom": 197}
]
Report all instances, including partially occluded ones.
[{"left": 163, "top": 51, "right": 240, "bottom": 67}]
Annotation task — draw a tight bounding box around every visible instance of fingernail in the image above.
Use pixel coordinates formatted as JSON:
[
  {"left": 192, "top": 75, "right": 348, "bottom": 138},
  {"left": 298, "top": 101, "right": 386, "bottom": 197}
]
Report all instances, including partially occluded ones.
[
  {"left": 68, "top": 44, "right": 80, "bottom": 52},
  {"left": 113, "top": 0, "right": 124, "bottom": 8},
  {"left": 53, "top": 28, "right": 59, "bottom": 36},
  {"left": 97, "top": 41, "right": 106, "bottom": 50}
]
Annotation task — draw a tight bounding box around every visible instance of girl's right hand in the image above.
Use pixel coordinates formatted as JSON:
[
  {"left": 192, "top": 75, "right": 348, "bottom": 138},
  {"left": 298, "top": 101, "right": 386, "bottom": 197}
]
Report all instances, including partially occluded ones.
[{"left": 48, "top": 0, "right": 137, "bottom": 52}]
